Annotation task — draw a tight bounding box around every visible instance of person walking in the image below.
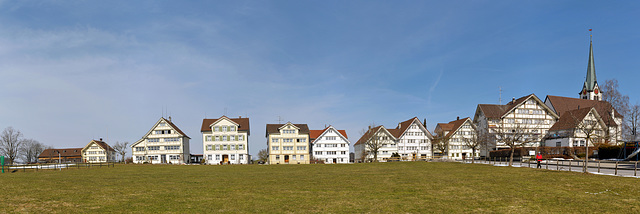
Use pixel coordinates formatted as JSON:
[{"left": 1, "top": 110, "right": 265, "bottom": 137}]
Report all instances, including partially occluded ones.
[{"left": 536, "top": 152, "right": 542, "bottom": 169}]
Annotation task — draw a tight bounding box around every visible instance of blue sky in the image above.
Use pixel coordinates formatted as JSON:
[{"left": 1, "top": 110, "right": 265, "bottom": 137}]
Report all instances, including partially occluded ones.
[{"left": 1, "top": 1, "right": 638, "bottom": 157}]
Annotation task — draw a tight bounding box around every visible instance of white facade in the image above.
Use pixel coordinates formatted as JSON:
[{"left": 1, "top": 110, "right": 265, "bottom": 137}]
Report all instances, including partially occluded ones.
[
  {"left": 396, "top": 119, "right": 433, "bottom": 160},
  {"left": 82, "top": 140, "right": 116, "bottom": 163},
  {"left": 311, "top": 126, "right": 350, "bottom": 164},
  {"left": 544, "top": 108, "right": 607, "bottom": 148},
  {"left": 354, "top": 126, "right": 398, "bottom": 162},
  {"left": 436, "top": 118, "right": 479, "bottom": 160},
  {"left": 202, "top": 116, "right": 250, "bottom": 165},
  {"left": 131, "top": 117, "right": 191, "bottom": 164}
]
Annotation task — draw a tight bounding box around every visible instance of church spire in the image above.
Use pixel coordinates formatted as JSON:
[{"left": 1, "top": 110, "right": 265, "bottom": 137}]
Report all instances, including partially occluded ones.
[
  {"left": 584, "top": 39, "right": 597, "bottom": 91},
  {"left": 579, "top": 29, "right": 601, "bottom": 101}
]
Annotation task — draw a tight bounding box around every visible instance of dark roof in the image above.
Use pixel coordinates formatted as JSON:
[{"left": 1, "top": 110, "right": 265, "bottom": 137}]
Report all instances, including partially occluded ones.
[
  {"left": 92, "top": 140, "right": 115, "bottom": 152},
  {"left": 164, "top": 118, "right": 190, "bottom": 138},
  {"left": 435, "top": 117, "right": 471, "bottom": 138},
  {"left": 549, "top": 107, "right": 594, "bottom": 131},
  {"left": 354, "top": 126, "right": 383, "bottom": 146},
  {"left": 38, "top": 148, "right": 83, "bottom": 158},
  {"left": 265, "top": 123, "right": 310, "bottom": 136},
  {"left": 201, "top": 116, "right": 250, "bottom": 132},
  {"left": 477, "top": 104, "right": 508, "bottom": 119},
  {"left": 546, "top": 95, "right": 621, "bottom": 126}
]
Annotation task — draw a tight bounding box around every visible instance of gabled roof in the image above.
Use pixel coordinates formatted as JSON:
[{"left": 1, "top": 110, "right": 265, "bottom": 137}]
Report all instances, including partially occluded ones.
[
  {"left": 545, "top": 95, "right": 621, "bottom": 126},
  {"left": 265, "top": 122, "right": 310, "bottom": 136},
  {"left": 82, "top": 140, "right": 115, "bottom": 153},
  {"left": 201, "top": 116, "right": 250, "bottom": 133},
  {"left": 309, "top": 126, "right": 349, "bottom": 144},
  {"left": 436, "top": 117, "right": 474, "bottom": 138},
  {"left": 548, "top": 107, "right": 605, "bottom": 132},
  {"left": 354, "top": 125, "right": 396, "bottom": 146},
  {"left": 392, "top": 117, "right": 434, "bottom": 139},
  {"left": 476, "top": 94, "right": 558, "bottom": 120},
  {"left": 38, "top": 148, "right": 83, "bottom": 158},
  {"left": 132, "top": 117, "right": 191, "bottom": 147}
]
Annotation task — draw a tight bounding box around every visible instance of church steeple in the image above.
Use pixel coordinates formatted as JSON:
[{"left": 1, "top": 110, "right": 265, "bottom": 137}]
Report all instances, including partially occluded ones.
[{"left": 579, "top": 32, "right": 601, "bottom": 101}]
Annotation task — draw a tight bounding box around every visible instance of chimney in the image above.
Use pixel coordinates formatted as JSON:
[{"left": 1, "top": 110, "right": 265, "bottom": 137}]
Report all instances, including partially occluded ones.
[
  {"left": 168, "top": 116, "right": 172, "bottom": 122},
  {"left": 457, "top": 116, "right": 460, "bottom": 120},
  {"left": 239, "top": 116, "right": 242, "bottom": 118},
  {"left": 99, "top": 138, "right": 103, "bottom": 141},
  {"left": 512, "top": 97, "right": 515, "bottom": 103}
]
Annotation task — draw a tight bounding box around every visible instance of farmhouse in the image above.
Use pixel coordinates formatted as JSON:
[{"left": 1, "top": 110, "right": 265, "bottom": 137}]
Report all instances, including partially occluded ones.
[
  {"left": 201, "top": 116, "right": 250, "bottom": 165},
  {"left": 434, "top": 117, "right": 478, "bottom": 159},
  {"left": 266, "top": 122, "right": 310, "bottom": 164},
  {"left": 82, "top": 139, "right": 116, "bottom": 163},
  {"left": 310, "top": 125, "right": 350, "bottom": 164},
  {"left": 131, "top": 117, "right": 191, "bottom": 164},
  {"left": 38, "top": 148, "right": 83, "bottom": 163}
]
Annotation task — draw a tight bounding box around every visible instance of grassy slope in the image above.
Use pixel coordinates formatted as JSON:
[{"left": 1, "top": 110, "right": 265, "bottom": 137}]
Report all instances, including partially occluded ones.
[{"left": 1, "top": 162, "right": 639, "bottom": 213}]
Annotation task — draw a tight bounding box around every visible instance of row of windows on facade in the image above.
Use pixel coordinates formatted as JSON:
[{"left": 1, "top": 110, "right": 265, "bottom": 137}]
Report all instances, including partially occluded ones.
[
  {"left": 274, "top": 155, "right": 304, "bottom": 160},
  {"left": 135, "top": 155, "right": 181, "bottom": 161},
  {"left": 85, "top": 151, "right": 105, "bottom": 155},
  {"left": 399, "top": 139, "right": 429, "bottom": 143},
  {"left": 491, "top": 119, "right": 553, "bottom": 125},
  {"left": 147, "top": 138, "right": 180, "bottom": 142},
  {"left": 281, "top": 129, "right": 296, "bottom": 134},
  {"left": 135, "top": 145, "right": 181, "bottom": 151},
  {"left": 403, "top": 132, "right": 425, "bottom": 136},
  {"left": 515, "top": 109, "right": 546, "bottom": 115},
  {"left": 154, "top": 130, "right": 176, "bottom": 135},
  {"left": 207, "top": 154, "right": 244, "bottom": 161},
  {"left": 314, "top": 151, "right": 347, "bottom": 155},
  {"left": 315, "top": 143, "right": 347, "bottom": 148},
  {"left": 206, "top": 144, "right": 245, "bottom": 151},
  {"left": 397, "top": 146, "right": 429, "bottom": 151},
  {"left": 86, "top": 156, "right": 106, "bottom": 161},
  {"left": 205, "top": 135, "right": 245, "bottom": 142},
  {"left": 271, "top": 146, "right": 306, "bottom": 151},
  {"left": 449, "top": 152, "right": 479, "bottom": 157},
  {"left": 212, "top": 125, "right": 238, "bottom": 132},
  {"left": 271, "top": 138, "right": 306, "bottom": 143}
]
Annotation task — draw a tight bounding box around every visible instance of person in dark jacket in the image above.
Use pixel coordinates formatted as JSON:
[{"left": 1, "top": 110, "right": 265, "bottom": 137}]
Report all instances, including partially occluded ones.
[{"left": 536, "top": 153, "right": 543, "bottom": 168}]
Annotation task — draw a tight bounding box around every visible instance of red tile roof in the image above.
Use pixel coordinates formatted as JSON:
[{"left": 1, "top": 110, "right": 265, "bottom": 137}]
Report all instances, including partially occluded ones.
[
  {"left": 38, "top": 148, "right": 83, "bottom": 158},
  {"left": 309, "top": 126, "right": 348, "bottom": 143}
]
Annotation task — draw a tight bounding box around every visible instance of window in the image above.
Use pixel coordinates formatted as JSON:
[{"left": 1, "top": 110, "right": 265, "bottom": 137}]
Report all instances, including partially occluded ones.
[
  {"left": 283, "top": 146, "right": 294, "bottom": 150},
  {"left": 298, "top": 138, "right": 306, "bottom": 142},
  {"left": 238, "top": 144, "right": 244, "bottom": 150},
  {"left": 341, "top": 151, "right": 346, "bottom": 155},
  {"left": 272, "top": 138, "right": 279, "bottom": 143},
  {"left": 207, "top": 145, "right": 212, "bottom": 151},
  {"left": 240, "top": 154, "right": 244, "bottom": 160},
  {"left": 214, "top": 136, "right": 219, "bottom": 141},
  {"left": 276, "top": 155, "right": 280, "bottom": 160},
  {"left": 292, "top": 155, "right": 296, "bottom": 160},
  {"left": 231, "top": 154, "right": 235, "bottom": 160},
  {"left": 206, "top": 136, "right": 212, "bottom": 141},
  {"left": 315, "top": 151, "right": 322, "bottom": 155},
  {"left": 148, "top": 146, "right": 160, "bottom": 151},
  {"left": 341, "top": 144, "right": 346, "bottom": 147},
  {"left": 300, "top": 155, "right": 304, "bottom": 160},
  {"left": 283, "top": 139, "right": 293, "bottom": 143},
  {"left": 223, "top": 126, "right": 228, "bottom": 132},
  {"left": 214, "top": 126, "right": 219, "bottom": 132},
  {"left": 165, "top": 146, "right": 180, "bottom": 150},
  {"left": 297, "top": 146, "right": 306, "bottom": 150},
  {"left": 135, "top": 147, "right": 145, "bottom": 152},
  {"left": 326, "top": 136, "right": 336, "bottom": 140},
  {"left": 327, "top": 151, "right": 337, "bottom": 155},
  {"left": 230, "top": 144, "right": 236, "bottom": 150},
  {"left": 239, "top": 135, "right": 244, "bottom": 141},
  {"left": 230, "top": 126, "right": 236, "bottom": 131},
  {"left": 159, "top": 123, "right": 166, "bottom": 126},
  {"left": 216, "top": 155, "right": 220, "bottom": 160},
  {"left": 326, "top": 144, "right": 337, "bottom": 148},
  {"left": 149, "top": 156, "right": 158, "bottom": 160},
  {"left": 164, "top": 138, "right": 180, "bottom": 142},
  {"left": 148, "top": 138, "right": 159, "bottom": 142},
  {"left": 223, "top": 145, "right": 228, "bottom": 150},
  {"left": 215, "top": 145, "right": 220, "bottom": 150},
  {"left": 223, "top": 136, "right": 227, "bottom": 141},
  {"left": 272, "top": 146, "right": 279, "bottom": 150},
  {"left": 136, "top": 156, "right": 144, "bottom": 161}
]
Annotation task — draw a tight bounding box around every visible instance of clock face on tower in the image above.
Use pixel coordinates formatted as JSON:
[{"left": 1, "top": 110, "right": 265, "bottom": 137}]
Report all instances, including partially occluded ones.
[
  {"left": 583, "top": 89, "right": 587, "bottom": 95},
  {"left": 595, "top": 88, "right": 599, "bottom": 94}
]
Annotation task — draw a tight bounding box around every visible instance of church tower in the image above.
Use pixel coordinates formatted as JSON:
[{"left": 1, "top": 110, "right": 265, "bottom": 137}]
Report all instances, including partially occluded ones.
[{"left": 579, "top": 38, "right": 601, "bottom": 101}]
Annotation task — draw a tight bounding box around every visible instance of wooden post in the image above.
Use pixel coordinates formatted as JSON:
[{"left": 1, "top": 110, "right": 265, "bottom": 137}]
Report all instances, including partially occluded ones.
[
  {"left": 569, "top": 160, "right": 572, "bottom": 172},
  {"left": 557, "top": 160, "right": 559, "bottom": 171},
  {"left": 598, "top": 160, "right": 600, "bottom": 173},
  {"left": 635, "top": 161, "right": 637, "bottom": 177},
  {"left": 615, "top": 161, "right": 618, "bottom": 175},
  {"left": 546, "top": 159, "right": 548, "bottom": 169}
]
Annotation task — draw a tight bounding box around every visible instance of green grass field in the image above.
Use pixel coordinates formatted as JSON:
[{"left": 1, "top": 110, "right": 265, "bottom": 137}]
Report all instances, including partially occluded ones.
[{"left": 1, "top": 162, "right": 639, "bottom": 213}]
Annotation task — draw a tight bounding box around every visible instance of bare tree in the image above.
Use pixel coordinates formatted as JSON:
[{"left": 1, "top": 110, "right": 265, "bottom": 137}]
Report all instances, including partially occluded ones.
[
  {"left": 462, "top": 129, "right": 487, "bottom": 164},
  {"left": 601, "top": 79, "right": 631, "bottom": 140},
  {"left": 257, "top": 149, "right": 268, "bottom": 163},
  {"left": 20, "top": 139, "right": 45, "bottom": 163},
  {"left": 0, "top": 127, "right": 24, "bottom": 165},
  {"left": 432, "top": 135, "right": 450, "bottom": 158},
  {"left": 113, "top": 141, "right": 130, "bottom": 163},
  {"left": 567, "top": 108, "right": 605, "bottom": 173},
  {"left": 628, "top": 104, "right": 640, "bottom": 141},
  {"left": 361, "top": 125, "right": 384, "bottom": 162},
  {"left": 492, "top": 122, "right": 534, "bottom": 166}
]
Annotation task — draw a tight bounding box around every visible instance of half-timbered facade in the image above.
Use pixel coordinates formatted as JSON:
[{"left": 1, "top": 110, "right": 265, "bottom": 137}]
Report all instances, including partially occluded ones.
[
  {"left": 393, "top": 117, "right": 433, "bottom": 160},
  {"left": 543, "top": 107, "right": 607, "bottom": 147},
  {"left": 434, "top": 117, "right": 478, "bottom": 160}
]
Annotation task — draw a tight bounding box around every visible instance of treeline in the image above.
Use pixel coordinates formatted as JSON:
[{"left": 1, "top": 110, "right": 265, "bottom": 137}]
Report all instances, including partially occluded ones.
[{"left": 0, "top": 127, "right": 48, "bottom": 164}]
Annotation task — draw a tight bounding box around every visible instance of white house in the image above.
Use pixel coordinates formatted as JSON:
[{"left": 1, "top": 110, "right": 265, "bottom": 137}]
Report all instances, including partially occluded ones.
[
  {"left": 201, "top": 116, "right": 250, "bottom": 165},
  {"left": 474, "top": 94, "right": 560, "bottom": 156},
  {"left": 81, "top": 139, "right": 116, "bottom": 163},
  {"left": 131, "top": 117, "right": 191, "bottom": 164},
  {"left": 544, "top": 107, "right": 607, "bottom": 147},
  {"left": 310, "top": 126, "right": 350, "bottom": 164},
  {"left": 354, "top": 125, "right": 398, "bottom": 162},
  {"left": 434, "top": 117, "right": 478, "bottom": 160},
  {"left": 393, "top": 117, "right": 433, "bottom": 160}
]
